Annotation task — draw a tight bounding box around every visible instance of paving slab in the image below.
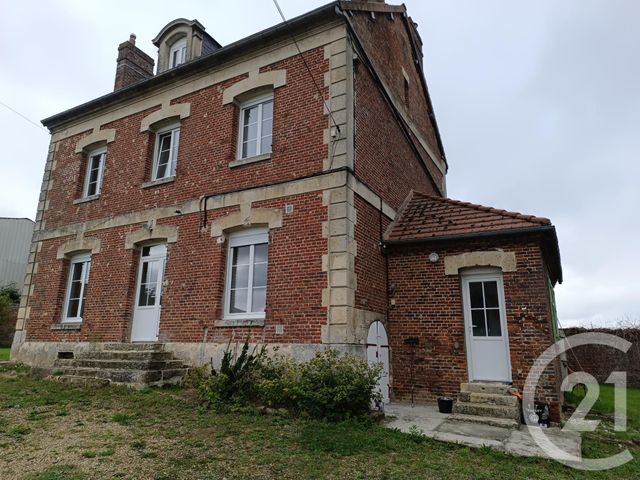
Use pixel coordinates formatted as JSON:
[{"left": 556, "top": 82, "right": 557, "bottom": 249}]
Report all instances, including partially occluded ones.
[
  {"left": 384, "top": 402, "right": 582, "bottom": 461},
  {"left": 436, "top": 419, "right": 512, "bottom": 442},
  {"left": 384, "top": 403, "right": 449, "bottom": 434}
]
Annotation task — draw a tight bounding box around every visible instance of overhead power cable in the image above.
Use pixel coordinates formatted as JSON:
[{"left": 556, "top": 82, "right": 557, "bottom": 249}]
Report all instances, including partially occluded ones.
[
  {"left": 270, "top": 0, "right": 341, "bottom": 136},
  {"left": 0, "top": 100, "right": 48, "bottom": 134}
]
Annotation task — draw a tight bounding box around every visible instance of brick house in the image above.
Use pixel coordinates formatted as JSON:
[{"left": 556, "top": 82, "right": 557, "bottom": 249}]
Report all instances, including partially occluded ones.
[{"left": 11, "top": 1, "right": 563, "bottom": 420}]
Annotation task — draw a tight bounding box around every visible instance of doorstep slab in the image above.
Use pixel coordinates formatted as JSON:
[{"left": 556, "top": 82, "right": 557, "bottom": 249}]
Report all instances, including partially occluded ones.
[
  {"left": 436, "top": 419, "right": 512, "bottom": 442},
  {"left": 384, "top": 403, "right": 449, "bottom": 435}
]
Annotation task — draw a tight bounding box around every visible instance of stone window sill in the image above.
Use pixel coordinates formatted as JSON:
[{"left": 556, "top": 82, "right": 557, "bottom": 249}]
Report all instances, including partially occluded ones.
[
  {"left": 73, "top": 194, "right": 100, "bottom": 205},
  {"left": 51, "top": 322, "right": 82, "bottom": 331},
  {"left": 142, "top": 176, "right": 176, "bottom": 189},
  {"left": 215, "top": 318, "right": 265, "bottom": 327},
  {"left": 229, "top": 153, "right": 271, "bottom": 169}
]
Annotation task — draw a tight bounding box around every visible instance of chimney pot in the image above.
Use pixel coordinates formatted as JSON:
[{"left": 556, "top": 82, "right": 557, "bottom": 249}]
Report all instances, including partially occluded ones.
[{"left": 129, "top": 34, "right": 136, "bottom": 45}]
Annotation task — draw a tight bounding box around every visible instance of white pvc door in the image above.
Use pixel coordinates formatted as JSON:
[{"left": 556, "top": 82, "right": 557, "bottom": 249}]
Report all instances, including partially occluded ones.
[
  {"left": 462, "top": 271, "right": 511, "bottom": 382},
  {"left": 367, "top": 320, "right": 390, "bottom": 403},
  {"left": 131, "top": 244, "right": 166, "bottom": 342}
]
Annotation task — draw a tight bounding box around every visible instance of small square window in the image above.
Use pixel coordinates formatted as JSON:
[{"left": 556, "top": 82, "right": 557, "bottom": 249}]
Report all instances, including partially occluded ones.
[
  {"left": 152, "top": 125, "right": 180, "bottom": 180},
  {"left": 237, "top": 95, "right": 273, "bottom": 160},
  {"left": 224, "top": 229, "right": 269, "bottom": 320},
  {"left": 83, "top": 147, "right": 106, "bottom": 198}
]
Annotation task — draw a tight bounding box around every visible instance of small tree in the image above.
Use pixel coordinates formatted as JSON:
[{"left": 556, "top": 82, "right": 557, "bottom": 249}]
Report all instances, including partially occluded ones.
[{"left": 0, "top": 284, "right": 20, "bottom": 347}]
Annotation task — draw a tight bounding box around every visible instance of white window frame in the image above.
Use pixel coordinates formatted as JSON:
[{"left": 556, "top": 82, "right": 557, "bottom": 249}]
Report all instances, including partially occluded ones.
[
  {"left": 224, "top": 228, "right": 269, "bottom": 320},
  {"left": 152, "top": 124, "right": 180, "bottom": 181},
  {"left": 169, "top": 38, "right": 187, "bottom": 69},
  {"left": 83, "top": 146, "right": 106, "bottom": 198},
  {"left": 236, "top": 93, "right": 273, "bottom": 160},
  {"left": 62, "top": 253, "right": 91, "bottom": 323}
]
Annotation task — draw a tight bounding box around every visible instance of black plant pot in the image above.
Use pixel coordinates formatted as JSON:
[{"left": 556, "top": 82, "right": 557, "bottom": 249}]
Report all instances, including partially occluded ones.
[{"left": 437, "top": 397, "right": 453, "bottom": 414}]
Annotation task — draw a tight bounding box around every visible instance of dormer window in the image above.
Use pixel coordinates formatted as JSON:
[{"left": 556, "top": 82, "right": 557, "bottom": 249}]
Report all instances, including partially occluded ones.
[{"left": 169, "top": 38, "right": 187, "bottom": 68}]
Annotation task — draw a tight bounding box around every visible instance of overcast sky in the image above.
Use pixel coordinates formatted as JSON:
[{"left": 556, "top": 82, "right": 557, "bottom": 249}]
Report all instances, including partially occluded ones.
[{"left": 0, "top": 1, "right": 638, "bottom": 327}]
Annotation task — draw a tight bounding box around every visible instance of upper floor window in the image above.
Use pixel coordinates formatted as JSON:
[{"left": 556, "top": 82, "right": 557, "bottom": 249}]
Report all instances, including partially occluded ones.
[
  {"left": 224, "top": 228, "right": 269, "bottom": 320},
  {"left": 153, "top": 124, "right": 180, "bottom": 180},
  {"left": 84, "top": 147, "right": 106, "bottom": 198},
  {"left": 62, "top": 253, "right": 91, "bottom": 323},
  {"left": 169, "top": 38, "right": 187, "bottom": 69},
  {"left": 238, "top": 94, "right": 273, "bottom": 160}
]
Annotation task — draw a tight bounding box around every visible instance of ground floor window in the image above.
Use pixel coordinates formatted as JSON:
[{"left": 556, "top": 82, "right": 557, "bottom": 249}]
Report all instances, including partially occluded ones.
[
  {"left": 224, "top": 228, "right": 268, "bottom": 319},
  {"left": 62, "top": 253, "right": 91, "bottom": 322}
]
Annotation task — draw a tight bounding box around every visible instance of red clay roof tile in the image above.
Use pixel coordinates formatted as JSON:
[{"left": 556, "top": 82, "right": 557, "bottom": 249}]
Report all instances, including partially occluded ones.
[{"left": 385, "top": 191, "right": 552, "bottom": 242}]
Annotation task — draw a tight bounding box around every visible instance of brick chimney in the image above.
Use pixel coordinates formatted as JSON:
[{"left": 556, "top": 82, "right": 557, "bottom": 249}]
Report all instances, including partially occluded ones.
[{"left": 114, "top": 34, "right": 155, "bottom": 91}]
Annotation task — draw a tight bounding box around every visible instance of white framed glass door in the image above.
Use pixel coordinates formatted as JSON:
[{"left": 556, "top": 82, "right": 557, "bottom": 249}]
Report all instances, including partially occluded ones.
[
  {"left": 461, "top": 271, "right": 512, "bottom": 382},
  {"left": 131, "top": 244, "right": 167, "bottom": 342}
]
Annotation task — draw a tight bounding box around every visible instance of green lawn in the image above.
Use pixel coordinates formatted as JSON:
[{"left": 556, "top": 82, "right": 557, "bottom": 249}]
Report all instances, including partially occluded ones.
[
  {"left": 0, "top": 367, "right": 637, "bottom": 480},
  {"left": 0, "top": 347, "right": 9, "bottom": 361},
  {"left": 565, "top": 384, "right": 640, "bottom": 443}
]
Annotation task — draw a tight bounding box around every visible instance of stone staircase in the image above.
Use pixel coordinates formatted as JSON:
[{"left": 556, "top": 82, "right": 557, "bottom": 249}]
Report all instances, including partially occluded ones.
[
  {"left": 449, "top": 383, "right": 521, "bottom": 429},
  {"left": 52, "top": 343, "right": 188, "bottom": 388}
]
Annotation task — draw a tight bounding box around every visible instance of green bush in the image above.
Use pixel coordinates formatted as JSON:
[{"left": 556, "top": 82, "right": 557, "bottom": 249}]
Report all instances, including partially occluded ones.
[
  {"left": 191, "top": 341, "right": 382, "bottom": 420},
  {"left": 197, "top": 340, "right": 266, "bottom": 411},
  {"left": 297, "top": 350, "right": 381, "bottom": 420}
]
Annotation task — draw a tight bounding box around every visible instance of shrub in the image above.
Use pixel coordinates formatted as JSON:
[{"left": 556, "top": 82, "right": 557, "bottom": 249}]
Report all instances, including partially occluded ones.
[
  {"left": 257, "top": 350, "right": 382, "bottom": 420},
  {"left": 191, "top": 342, "right": 382, "bottom": 420},
  {"left": 297, "top": 350, "right": 382, "bottom": 420},
  {"left": 198, "top": 340, "right": 266, "bottom": 411}
]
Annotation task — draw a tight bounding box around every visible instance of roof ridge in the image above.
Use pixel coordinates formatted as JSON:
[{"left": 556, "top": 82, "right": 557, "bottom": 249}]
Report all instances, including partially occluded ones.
[{"left": 411, "top": 191, "right": 551, "bottom": 226}]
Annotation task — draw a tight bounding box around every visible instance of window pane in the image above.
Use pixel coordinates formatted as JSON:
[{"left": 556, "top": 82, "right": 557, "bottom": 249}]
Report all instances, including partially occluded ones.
[
  {"left": 471, "top": 309, "right": 486, "bottom": 337},
  {"left": 146, "top": 245, "right": 166, "bottom": 257},
  {"left": 230, "top": 288, "right": 247, "bottom": 313},
  {"left": 71, "top": 262, "right": 83, "bottom": 282},
  {"left": 484, "top": 281, "right": 499, "bottom": 308},
  {"left": 242, "top": 139, "right": 257, "bottom": 158},
  {"left": 260, "top": 133, "right": 272, "bottom": 154},
  {"left": 243, "top": 106, "right": 259, "bottom": 131},
  {"left": 67, "top": 298, "right": 79, "bottom": 318},
  {"left": 252, "top": 263, "right": 267, "bottom": 288},
  {"left": 231, "top": 265, "right": 249, "bottom": 289},
  {"left": 469, "top": 282, "right": 484, "bottom": 309},
  {"left": 254, "top": 243, "right": 268, "bottom": 263},
  {"left": 486, "top": 309, "right": 502, "bottom": 336},
  {"left": 261, "top": 100, "right": 273, "bottom": 120},
  {"left": 232, "top": 246, "right": 251, "bottom": 266},
  {"left": 251, "top": 287, "right": 266, "bottom": 313},
  {"left": 156, "top": 150, "right": 170, "bottom": 178}
]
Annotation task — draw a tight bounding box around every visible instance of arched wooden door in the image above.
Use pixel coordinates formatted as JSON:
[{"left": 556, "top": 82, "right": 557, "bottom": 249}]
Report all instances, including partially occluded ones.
[{"left": 367, "top": 320, "right": 390, "bottom": 403}]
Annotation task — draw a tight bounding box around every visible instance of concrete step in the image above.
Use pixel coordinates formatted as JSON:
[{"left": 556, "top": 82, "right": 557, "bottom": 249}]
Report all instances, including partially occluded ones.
[
  {"left": 103, "top": 343, "right": 165, "bottom": 352},
  {"left": 56, "top": 366, "right": 188, "bottom": 385},
  {"left": 460, "top": 382, "right": 512, "bottom": 396},
  {"left": 76, "top": 351, "right": 174, "bottom": 361},
  {"left": 454, "top": 401, "right": 520, "bottom": 420},
  {"left": 458, "top": 391, "right": 519, "bottom": 407},
  {"left": 56, "top": 375, "right": 111, "bottom": 388},
  {"left": 54, "top": 358, "right": 184, "bottom": 371},
  {"left": 448, "top": 413, "right": 520, "bottom": 429}
]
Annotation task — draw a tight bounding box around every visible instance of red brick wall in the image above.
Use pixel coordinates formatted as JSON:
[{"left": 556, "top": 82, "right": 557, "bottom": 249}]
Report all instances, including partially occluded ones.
[
  {"left": 44, "top": 47, "right": 329, "bottom": 230},
  {"left": 354, "top": 62, "right": 439, "bottom": 209},
  {"left": 387, "top": 235, "right": 562, "bottom": 420},
  {"left": 26, "top": 192, "right": 328, "bottom": 345},
  {"left": 348, "top": 11, "right": 444, "bottom": 162},
  {"left": 353, "top": 194, "right": 389, "bottom": 314}
]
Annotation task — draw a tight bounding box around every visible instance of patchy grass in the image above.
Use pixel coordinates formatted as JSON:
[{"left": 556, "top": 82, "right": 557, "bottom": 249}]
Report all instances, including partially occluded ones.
[
  {"left": 565, "top": 384, "right": 640, "bottom": 444},
  {"left": 0, "top": 371, "right": 637, "bottom": 479},
  {"left": 0, "top": 347, "right": 9, "bottom": 361}
]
